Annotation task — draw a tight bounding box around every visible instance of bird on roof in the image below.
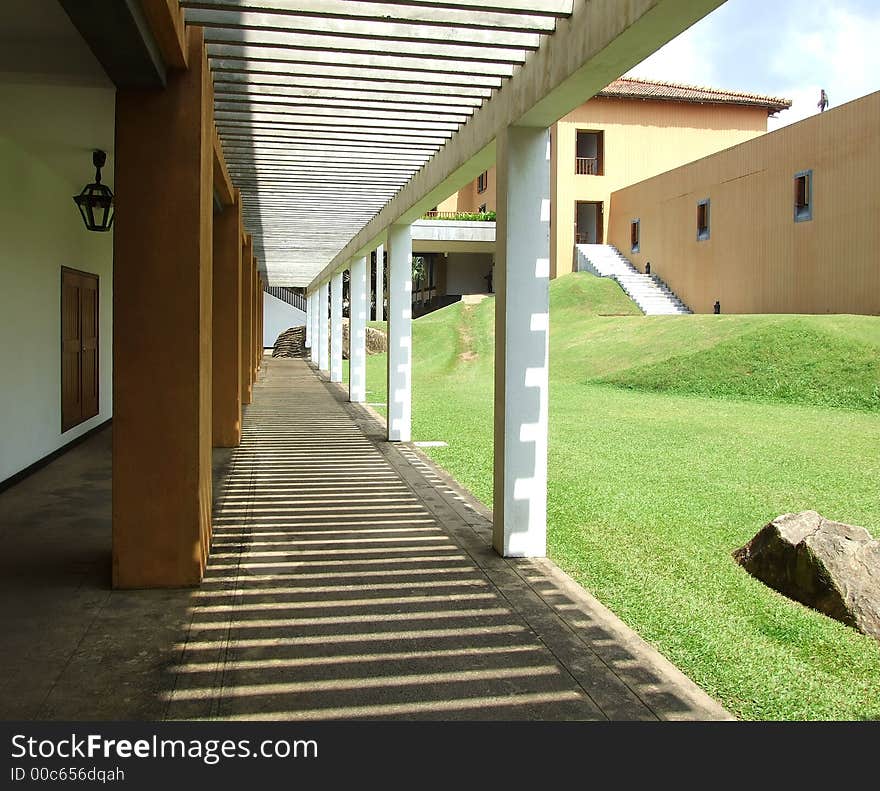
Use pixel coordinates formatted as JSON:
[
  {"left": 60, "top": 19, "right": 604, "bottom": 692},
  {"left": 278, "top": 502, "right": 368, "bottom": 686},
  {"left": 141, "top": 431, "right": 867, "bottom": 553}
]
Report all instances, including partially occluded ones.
[{"left": 818, "top": 89, "right": 829, "bottom": 112}]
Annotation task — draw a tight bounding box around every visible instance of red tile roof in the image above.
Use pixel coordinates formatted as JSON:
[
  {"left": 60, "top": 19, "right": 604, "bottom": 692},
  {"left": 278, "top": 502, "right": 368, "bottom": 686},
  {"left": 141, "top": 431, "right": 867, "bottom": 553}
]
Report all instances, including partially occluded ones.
[{"left": 597, "top": 77, "right": 792, "bottom": 113}]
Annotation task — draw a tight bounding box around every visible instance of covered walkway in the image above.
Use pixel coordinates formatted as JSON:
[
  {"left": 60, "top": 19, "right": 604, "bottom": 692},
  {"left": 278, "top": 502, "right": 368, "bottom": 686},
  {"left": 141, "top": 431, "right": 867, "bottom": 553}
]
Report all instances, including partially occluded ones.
[{"left": 0, "top": 357, "right": 728, "bottom": 721}]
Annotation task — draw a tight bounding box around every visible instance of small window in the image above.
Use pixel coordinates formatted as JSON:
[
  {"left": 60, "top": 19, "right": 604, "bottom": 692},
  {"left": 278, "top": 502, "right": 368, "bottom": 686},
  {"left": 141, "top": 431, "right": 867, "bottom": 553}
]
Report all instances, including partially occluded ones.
[
  {"left": 630, "top": 219, "right": 640, "bottom": 253},
  {"left": 697, "top": 199, "right": 710, "bottom": 241},
  {"left": 478, "top": 203, "right": 487, "bottom": 213},
  {"left": 575, "top": 130, "right": 604, "bottom": 175},
  {"left": 477, "top": 171, "right": 488, "bottom": 193},
  {"left": 794, "top": 170, "right": 813, "bottom": 222}
]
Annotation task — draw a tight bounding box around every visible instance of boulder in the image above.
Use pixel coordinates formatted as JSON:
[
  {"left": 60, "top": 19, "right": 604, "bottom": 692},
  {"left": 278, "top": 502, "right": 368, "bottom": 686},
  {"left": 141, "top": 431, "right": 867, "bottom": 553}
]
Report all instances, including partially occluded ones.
[
  {"left": 734, "top": 511, "right": 880, "bottom": 640},
  {"left": 272, "top": 325, "right": 306, "bottom": 358},
  {"left": 342, "top": 318, "right": 387, "bottom": 359}
]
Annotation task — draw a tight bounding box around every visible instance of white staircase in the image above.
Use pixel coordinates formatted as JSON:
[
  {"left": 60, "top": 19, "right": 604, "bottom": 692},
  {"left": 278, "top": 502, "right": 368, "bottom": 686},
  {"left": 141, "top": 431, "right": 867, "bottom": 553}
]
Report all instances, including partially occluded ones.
[{"left": 575, "top": 244, "right": 691, "bottom": 315}]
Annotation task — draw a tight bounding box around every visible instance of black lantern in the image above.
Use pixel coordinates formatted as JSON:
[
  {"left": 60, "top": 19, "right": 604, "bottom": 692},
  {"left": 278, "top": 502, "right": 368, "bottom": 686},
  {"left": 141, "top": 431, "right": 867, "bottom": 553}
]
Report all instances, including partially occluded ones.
[{"left": 73, "top": 150, "right": 114, "bottom": 232}]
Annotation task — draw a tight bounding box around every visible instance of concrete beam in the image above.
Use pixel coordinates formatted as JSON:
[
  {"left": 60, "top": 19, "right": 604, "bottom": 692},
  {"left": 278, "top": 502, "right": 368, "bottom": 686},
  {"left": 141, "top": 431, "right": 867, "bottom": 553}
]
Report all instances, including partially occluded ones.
[
  {"left": 140, "top": 0, "right": 188, "bottom": 70},
  {"left": 210, "top": 60, "right": 504, "bottom": 89},
  {"left": 59, "top": 0, "right": 166, "bottom": 88},
  {"left": 207, "top": 45, "right": 516, "bottom": 77},
  {"left": 187, "top": 8, "right": 542, "bottom": 50},
  {"left": 182, "top": 0, "right": 567, "bottom": 32},
  {"left": 214, "top": 80, "right": 490, "bottom": 103},
  {"left": 202, "top": 27, "right": 529, "bottom": 64}
]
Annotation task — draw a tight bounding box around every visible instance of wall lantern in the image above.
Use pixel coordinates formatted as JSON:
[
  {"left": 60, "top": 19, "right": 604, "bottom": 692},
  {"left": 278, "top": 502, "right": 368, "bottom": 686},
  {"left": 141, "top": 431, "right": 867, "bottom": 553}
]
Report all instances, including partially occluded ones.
[{"left": 73, "top": 150, "right": 114, "bottom": 232}]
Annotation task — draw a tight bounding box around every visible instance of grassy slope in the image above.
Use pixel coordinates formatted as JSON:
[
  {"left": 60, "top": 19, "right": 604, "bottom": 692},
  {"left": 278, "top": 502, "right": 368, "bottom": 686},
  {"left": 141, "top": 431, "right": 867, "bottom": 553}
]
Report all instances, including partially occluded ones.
[{"left": 361, "top": 273, "right": 880, "bottom": 720}]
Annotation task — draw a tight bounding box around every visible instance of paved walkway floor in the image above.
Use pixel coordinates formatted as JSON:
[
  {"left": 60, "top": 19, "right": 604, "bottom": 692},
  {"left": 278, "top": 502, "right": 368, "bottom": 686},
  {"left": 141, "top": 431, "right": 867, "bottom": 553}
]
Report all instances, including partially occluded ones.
[{"left": 0, "top": 357, "right": 730, "bottom": 720}]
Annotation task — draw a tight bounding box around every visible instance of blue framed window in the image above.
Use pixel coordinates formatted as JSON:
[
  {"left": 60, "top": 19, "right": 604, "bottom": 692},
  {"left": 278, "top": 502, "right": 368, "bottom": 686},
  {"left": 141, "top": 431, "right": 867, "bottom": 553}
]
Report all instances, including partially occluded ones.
[
  {"left": 697, "top": 198, "right": 710, "bottom": 241},
  {"left": 795, "top": 170, "right": 813, "bottom": 222}
]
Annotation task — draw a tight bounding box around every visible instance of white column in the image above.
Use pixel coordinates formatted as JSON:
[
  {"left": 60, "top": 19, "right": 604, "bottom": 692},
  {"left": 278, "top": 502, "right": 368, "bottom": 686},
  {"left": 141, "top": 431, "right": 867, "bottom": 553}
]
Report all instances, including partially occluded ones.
[
  {"left": 386, "top": 224, "right": 411, "bottom": 442},
  {"left": 318, "top": 281, "right": 329, "bottom": 372},
  {"left": 330, "top": 271, "right": 343, "bottom": 383},
  {"left": 311, "top": 291, "right": 320, "bottom": 364},
  {"left": 375, "top": 243, "right": 384, "bottom": 322},
  {"left": 349, "top": 256, "right": 367, "bottom": 403},
  {"left": 493, "top": 125, "right": 550, "bottom": 558},
  {"left": 304, "top": 291, "right": 312, "bottom": 349}
]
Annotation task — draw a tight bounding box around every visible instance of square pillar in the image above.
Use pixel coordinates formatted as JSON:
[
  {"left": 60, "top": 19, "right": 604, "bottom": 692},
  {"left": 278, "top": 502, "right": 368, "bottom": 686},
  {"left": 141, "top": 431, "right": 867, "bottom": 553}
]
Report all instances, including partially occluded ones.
[
  {"left": 330, "top": 271, "right": 343, "bottom": 383},
  {"left": 252, "top": 267, "right": 259, "bottom": 377},
  {"left": 493, "top": 125, "right": 550, "bottom": 558},
  {"left": 256, "top": 271, "right": 263, "bottom": 370},
  {"left": 304, "top": 291, "right": 312, "bottom": 349},
  {"left": 112, "top": 25, "right": 213, "bottom": 588},
  {"left": 386, "top": 224, "right": 411, "bottom": 442},
  {"left": 318, "top": 281, "right": 329, "bottom": 372},
  {"left": 240, "top": 236, "right": 253, "bottom": 405},
  {"left": 375, "top": 243, "right": 385, "bottom": 322},
  {"left": 349, "top": 256, "right": 367, "bottom": 403},
  {"left": 212, "top": 189, "right": 242, "bottom": 448},
  {"left": 310, "top": 290, "right": 320, "bottom": 364}
]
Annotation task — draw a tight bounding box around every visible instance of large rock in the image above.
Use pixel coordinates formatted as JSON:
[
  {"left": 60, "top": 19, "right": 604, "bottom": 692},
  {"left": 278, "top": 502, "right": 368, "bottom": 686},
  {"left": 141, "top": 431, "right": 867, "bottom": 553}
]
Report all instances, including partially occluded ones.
[
  {"left": 342, "top": 318, "right": 387, "bottom": 359},
  {"left": 272, "top": 326, "right": 306, "bottom": 358},
  {"left": 734, "top": 511, "right": 880, "bottom": 639}
]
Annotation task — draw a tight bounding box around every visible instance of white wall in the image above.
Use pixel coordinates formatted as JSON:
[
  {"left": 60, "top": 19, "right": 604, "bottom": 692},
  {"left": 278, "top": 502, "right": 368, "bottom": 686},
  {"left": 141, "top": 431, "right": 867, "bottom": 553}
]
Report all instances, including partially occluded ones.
[
  {"left": 263, "top": 292, "right": 306, "bottom": 348},
  {"left": 445, "top": 253, "right": 494, "bottom": 295},
  {"left": 0, "top": 83, "right": 115, "bottom": 483}
]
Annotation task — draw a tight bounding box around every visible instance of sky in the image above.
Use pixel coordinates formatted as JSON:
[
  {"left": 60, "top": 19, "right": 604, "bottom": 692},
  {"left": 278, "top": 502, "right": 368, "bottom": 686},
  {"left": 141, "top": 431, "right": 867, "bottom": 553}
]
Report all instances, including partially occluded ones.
[{"left": 625, "top": 0, "right": 880, "bottom": 129}]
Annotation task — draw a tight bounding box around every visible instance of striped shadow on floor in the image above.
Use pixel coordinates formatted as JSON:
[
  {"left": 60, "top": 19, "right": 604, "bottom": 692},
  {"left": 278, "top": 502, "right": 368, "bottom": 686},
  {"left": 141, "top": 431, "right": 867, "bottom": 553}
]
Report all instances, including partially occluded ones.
[{"left": 163, "top": 357, "right": 730, "bottom": 721}]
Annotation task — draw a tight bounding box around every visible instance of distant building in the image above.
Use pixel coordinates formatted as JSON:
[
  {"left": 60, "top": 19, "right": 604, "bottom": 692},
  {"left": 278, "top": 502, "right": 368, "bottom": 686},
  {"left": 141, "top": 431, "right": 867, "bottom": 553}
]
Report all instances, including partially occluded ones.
[
  {"left": 417, "top": 78, "right": 790, "bottom": 310},
  {"left": 608, "top": 89, "right": 880, "bottom": 315}
]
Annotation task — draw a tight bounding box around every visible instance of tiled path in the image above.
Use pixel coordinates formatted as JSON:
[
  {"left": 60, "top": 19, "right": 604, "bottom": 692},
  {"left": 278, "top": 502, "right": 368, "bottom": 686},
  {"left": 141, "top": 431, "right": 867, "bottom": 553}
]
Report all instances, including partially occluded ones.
[
  {"left": 0, "top": 357, "right": 730, "bottom": 720},
  {"left": 165, "top": 358, "right": 729, "bottom": 720}
]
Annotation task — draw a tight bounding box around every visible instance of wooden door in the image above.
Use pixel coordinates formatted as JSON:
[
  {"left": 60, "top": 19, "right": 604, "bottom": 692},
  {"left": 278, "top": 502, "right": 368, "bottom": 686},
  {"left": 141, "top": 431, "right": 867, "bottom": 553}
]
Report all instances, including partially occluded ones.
[
  {"left": 575, "top": 201, "right": 604, "bottom": 245},
  {"left": 61, "top": 268, "right": 99, "bottom": 432}
]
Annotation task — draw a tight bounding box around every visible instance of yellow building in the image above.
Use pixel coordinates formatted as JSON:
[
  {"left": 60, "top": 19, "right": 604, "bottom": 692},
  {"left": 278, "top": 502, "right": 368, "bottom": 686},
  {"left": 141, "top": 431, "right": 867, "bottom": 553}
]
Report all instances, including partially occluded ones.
[
  {"left": 608, "top": 89, "right": 880, "bottom": 315},
  {"left": 436, "top": 77, "right": 790, "bottom": 278}
]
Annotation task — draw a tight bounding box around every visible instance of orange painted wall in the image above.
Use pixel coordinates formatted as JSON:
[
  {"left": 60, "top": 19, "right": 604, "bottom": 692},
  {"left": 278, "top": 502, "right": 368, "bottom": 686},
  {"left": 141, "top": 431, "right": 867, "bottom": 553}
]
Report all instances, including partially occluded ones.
[
  {"left": 438, "top": 166, "right": 497, "bottom": 214},
  {"left": 552, "top": 98, "right": 769, "bottom": 275},
  {"left": 437, "top": 96, "right": 771, "bottom": 277},
  {"left": 608, "top": 90, "right": 880, "bottom": 315}
]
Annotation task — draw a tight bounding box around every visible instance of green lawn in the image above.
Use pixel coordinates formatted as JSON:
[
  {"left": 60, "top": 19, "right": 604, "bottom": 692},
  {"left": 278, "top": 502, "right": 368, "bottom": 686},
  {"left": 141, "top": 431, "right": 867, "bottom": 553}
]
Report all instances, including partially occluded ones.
[{"left": 351, "top": 273, "right": 880, "bottom": 720}]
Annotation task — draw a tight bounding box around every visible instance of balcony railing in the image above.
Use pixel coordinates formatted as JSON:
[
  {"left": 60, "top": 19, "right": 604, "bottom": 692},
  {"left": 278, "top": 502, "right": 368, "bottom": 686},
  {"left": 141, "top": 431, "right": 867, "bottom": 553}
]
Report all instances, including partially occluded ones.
[
  {"left": 575, "top": 157, "right": 599, "bottom": 175},
  {"left": 421, "top": 210, "right": 496, "bottom": 221},
  {"left": 264, "top": 285, "right": 307, "bottom": 312}
]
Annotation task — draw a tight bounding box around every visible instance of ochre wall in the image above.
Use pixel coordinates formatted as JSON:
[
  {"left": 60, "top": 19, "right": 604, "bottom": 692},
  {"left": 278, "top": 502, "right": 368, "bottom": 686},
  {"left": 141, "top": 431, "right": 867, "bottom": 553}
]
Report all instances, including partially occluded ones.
[
  {"left": 435, "top": 96, "right": 770, "bottom": 276},
  {"left": 608, "top": 90, "right": 880, "bottom": 315},
  {"left": 552, "top": 98, "right": 769, "bottom": 276},
  {"left": 438, "top": 166, "right": 497, "bottom": 214}
]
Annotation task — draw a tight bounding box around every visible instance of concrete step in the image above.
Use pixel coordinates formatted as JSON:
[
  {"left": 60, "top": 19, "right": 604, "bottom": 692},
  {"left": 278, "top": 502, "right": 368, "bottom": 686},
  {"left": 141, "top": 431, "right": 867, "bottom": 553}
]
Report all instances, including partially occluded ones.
[{"left": 576, "top": 243, "right": 692, "bottom": 315}]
